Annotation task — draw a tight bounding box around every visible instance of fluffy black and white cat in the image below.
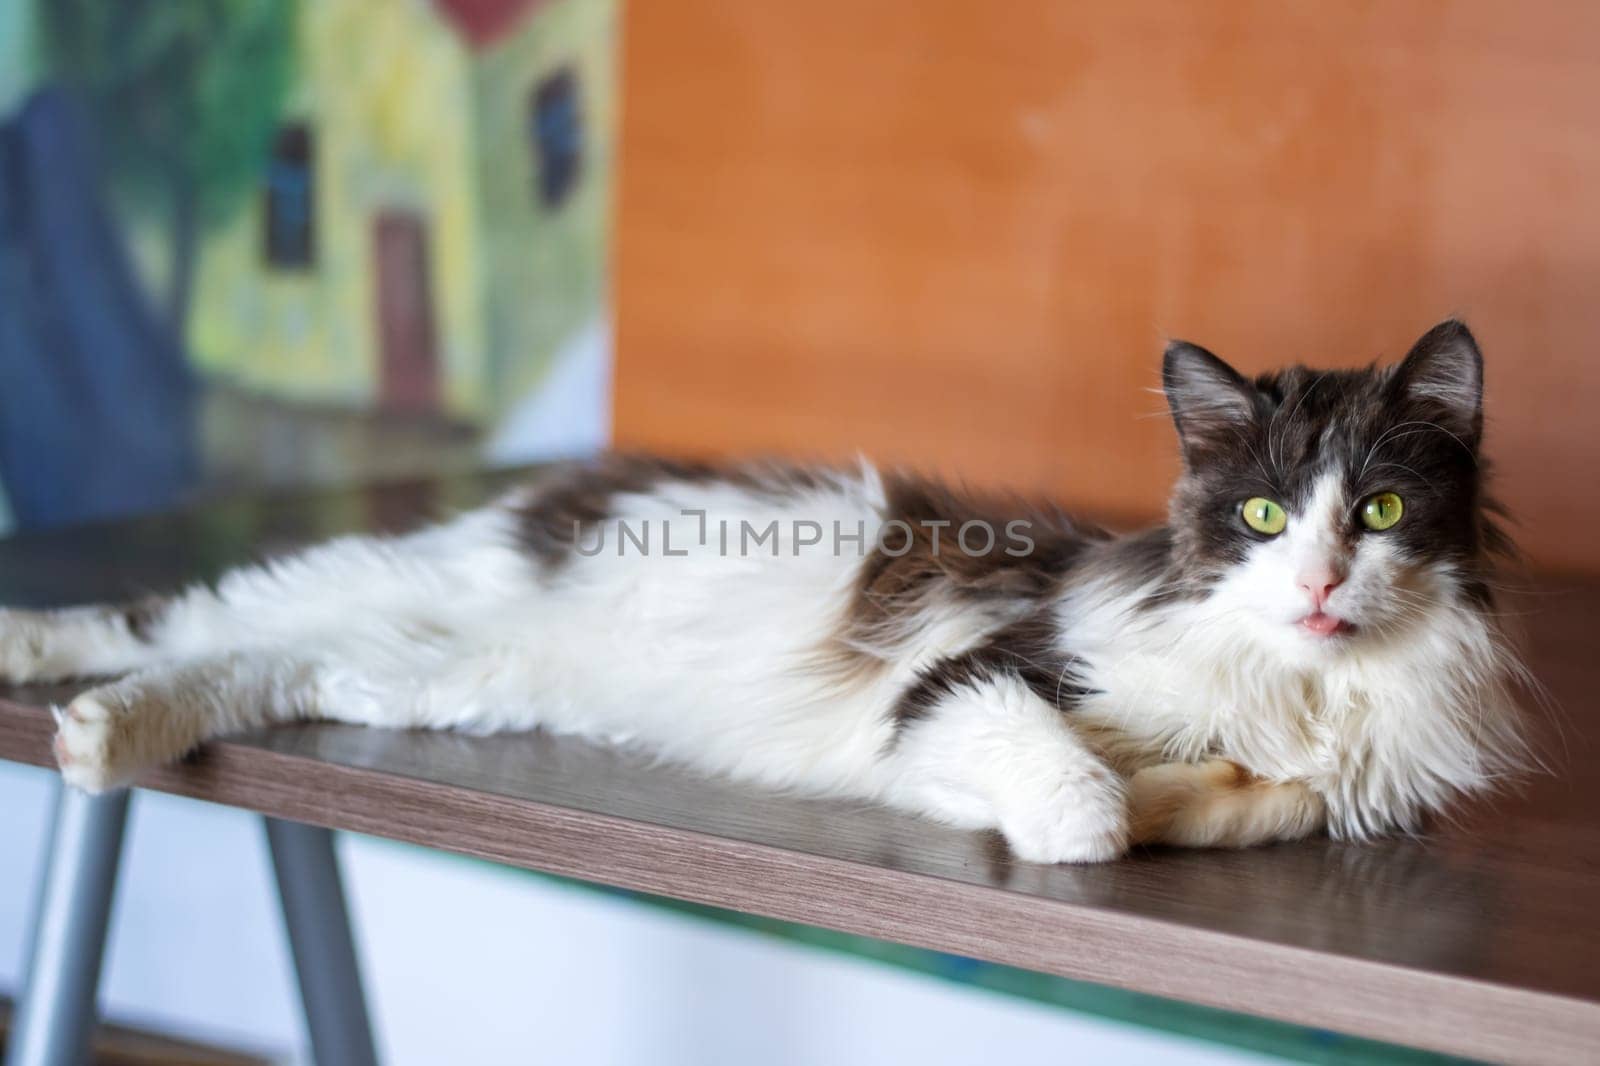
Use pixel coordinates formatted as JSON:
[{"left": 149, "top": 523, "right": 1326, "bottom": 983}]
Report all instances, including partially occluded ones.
[{"left": 0, "top": 320, "right": 1531, "bottom": 863}]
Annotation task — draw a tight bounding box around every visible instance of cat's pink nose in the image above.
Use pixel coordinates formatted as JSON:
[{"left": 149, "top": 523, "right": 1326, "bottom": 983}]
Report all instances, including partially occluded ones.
[{"left": 1298, "top": 567, "right": 1345, "bottom": 610}]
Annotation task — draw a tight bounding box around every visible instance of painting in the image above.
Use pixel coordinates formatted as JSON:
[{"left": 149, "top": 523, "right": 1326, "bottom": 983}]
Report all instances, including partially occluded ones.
[{"left": 0, "top": 0, "right": 618, "bottom": 532}]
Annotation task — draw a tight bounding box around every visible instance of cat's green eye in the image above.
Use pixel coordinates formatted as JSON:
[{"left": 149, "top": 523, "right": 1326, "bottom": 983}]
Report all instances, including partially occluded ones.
[
  {"left": 1241, "top": 497, "right": 1287, "bottom": 536},
  {"left": 1361, "top": 492, "right": 1404, "bottom": 531}
]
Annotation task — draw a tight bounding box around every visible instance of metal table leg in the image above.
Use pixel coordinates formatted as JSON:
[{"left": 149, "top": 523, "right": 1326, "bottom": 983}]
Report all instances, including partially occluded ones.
[
  {"left": 5, "top": 785, "right": 131, "bottom": 1066},
  {"left": 264, "top": 818, "right": 379, "bottom": 1066}
]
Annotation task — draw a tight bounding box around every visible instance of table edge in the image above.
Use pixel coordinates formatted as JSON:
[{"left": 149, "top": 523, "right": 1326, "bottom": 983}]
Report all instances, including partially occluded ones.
[{"left": 1, "top": 699, "right": 1593, "bottom": 1062}]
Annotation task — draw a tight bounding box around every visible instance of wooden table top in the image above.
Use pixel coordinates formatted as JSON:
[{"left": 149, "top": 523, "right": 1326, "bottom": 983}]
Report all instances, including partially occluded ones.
[{"left": 1, "top": 472, "right": 1596, "bottom": 1063}]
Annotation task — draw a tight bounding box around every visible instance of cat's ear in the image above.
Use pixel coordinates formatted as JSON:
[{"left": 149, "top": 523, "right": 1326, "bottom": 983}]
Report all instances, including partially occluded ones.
[
  {"left": 1163, "top": 340, "right": 1258, "bottom": 457},
  {"left": 1391, "top": 319, "right": 1484, "bottom": 444}
]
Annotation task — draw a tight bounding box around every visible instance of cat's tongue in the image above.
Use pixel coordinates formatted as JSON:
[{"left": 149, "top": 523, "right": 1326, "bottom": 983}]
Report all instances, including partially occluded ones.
[{"left": 1300, "top": 612, "right": 1350, "bottom": 637}]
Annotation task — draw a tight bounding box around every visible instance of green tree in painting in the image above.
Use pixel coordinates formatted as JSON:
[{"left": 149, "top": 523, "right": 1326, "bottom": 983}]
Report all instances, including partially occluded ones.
[{"left": 40, "top": 0, "right": 296, "bottom": 329}]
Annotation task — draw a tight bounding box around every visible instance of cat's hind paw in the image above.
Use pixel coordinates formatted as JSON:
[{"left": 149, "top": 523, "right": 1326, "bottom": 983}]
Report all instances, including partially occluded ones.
[
  {"left": 0, "top": 609, "right": 48, "bottom": 684},
  {"left": 53, "top": 692, "right": 137, "bottom": 793},
  {"left": 1128, "top": 758, "right": 1326, "bottom": 849},
  {"left": 1128, "top": 758, "right": 1247, "bottom": 844}
]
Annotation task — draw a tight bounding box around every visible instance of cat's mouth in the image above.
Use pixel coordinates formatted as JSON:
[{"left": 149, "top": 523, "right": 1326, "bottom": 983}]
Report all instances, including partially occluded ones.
[{"left": 1298, "top": 612, "right": 1353, "bottom": 638}]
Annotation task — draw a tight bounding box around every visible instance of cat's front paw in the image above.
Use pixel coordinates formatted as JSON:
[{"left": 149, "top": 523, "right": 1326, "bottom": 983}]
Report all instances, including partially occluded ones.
[
  {"left": 53, "top": 692, "right": 139, "bottom": 793},
  {"left": 997, "top": 768, "right": 1131, "bottom": 864}
]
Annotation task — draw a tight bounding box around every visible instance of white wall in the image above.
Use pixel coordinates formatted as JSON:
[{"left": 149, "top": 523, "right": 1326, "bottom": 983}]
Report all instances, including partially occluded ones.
[{"left": 0, "top": 762, "right": 1277, "bottom": 1066}]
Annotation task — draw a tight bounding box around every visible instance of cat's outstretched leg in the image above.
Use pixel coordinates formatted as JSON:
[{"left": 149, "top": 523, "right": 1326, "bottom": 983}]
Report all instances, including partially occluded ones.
[
  {"left": 51, "top": 652, "right": 328, "bottom": 792},
  {"left": 884, "top": 675, "right": 1130, "bottom": 864},
  {"left": 51, "top": 640, "right": 547, "bottom": 792},
  {"left": 2, "top": 505, "right": 525, "bottom": 686},
  {"left": 1128, "top": 759, "right": 1326, "bottom": 848},
  {"left": 0, "top": 601, "right": 174, "bottom": 683}
]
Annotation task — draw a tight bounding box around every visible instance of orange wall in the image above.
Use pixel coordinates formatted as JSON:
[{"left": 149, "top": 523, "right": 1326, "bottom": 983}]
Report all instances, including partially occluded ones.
[{"left": 613, "top": 2, "right": 1600, "bottom": 572}]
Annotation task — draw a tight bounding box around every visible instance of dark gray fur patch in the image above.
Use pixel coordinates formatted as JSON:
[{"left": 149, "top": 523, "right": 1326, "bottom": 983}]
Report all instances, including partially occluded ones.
[
  {"left": 844, "top": 476, "right": 1107, "bottom": 738},
  {"left": 120, "top": 597, "right": 167, "bottom": 643},
  {"left": 848, "top": 473, "right": 1106, "bottom": 637},
  {"left": 889, "top": 613, "right": 1092, "bottom": 738},
  {"left": 513, "top": 454, "right": 833, "bottom": 569}
]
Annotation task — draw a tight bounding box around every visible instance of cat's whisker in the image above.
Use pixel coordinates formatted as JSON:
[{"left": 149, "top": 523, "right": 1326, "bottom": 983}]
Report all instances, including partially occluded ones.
[
  {"left": 1360, "top": 419, "right": 1478, "bottom": 480},
  {"left": 1270, "top": 371, "right": 1328, "bottom": 474}
]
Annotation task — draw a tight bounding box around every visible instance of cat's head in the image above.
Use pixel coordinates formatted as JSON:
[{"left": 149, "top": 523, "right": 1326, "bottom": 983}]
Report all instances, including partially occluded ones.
[{"left": 1161, "top": 320, "right": 1509, "bottom": 663}]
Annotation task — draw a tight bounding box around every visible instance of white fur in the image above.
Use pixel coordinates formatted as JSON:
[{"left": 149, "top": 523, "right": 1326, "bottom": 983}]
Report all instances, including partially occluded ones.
[{"left": 4, "top": 460, "right": 1527, "bottom": 862}]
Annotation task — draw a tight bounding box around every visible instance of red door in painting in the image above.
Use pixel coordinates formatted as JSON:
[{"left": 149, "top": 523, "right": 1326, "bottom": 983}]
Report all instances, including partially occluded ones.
[{"left": 373, "top": 211, "right": 441, "bottom": 415}]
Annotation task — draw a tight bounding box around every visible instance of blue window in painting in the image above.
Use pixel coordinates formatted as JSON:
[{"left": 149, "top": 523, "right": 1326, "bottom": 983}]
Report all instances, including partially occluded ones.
[
  {"left": 264, "top": 124, "right": 314, "bottom": 268},
  {"left": 531, "top": 68, "right": 583, "bottom": 209}
]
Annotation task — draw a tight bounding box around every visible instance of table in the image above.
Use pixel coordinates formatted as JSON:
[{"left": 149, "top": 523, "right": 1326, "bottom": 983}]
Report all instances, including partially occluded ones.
[{"left": 2, "top": 473, "right": 1597, "bottom": 1064}]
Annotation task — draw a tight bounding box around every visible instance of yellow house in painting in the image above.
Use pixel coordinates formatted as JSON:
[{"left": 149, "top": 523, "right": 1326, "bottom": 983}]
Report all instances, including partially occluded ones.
[{"left": 189, "top": 0, "right": 615, "bottom": 425}]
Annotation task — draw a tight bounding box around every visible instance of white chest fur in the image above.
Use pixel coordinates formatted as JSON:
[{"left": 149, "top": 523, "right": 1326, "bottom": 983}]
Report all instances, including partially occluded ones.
[{"left": 1058, "top": 574, "right": 1528, "bottom": 837}]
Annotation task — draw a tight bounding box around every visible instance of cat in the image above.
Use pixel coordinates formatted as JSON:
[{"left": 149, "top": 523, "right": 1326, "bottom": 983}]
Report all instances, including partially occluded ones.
[{"left": 0, "top": 319, "right": 1532, "bottom": 863}]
